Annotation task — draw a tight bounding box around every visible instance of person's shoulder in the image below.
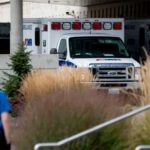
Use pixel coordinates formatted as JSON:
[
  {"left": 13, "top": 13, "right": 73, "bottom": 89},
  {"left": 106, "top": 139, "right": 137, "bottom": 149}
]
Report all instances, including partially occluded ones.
[
  {"left": 0, "top": 91, "right": 7, "bottom": 98},
  {"left": 0, "top": 90, "right": 6, "bottom": 95},
  {"left": 0, "top": 90, "right": 11, "bottom": 112}
]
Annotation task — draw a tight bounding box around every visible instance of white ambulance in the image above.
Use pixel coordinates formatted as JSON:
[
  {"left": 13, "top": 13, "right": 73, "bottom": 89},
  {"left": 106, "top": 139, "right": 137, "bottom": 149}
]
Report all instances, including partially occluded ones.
[{"left": 23, "top": 18, "right": 140, "bottom": 89}]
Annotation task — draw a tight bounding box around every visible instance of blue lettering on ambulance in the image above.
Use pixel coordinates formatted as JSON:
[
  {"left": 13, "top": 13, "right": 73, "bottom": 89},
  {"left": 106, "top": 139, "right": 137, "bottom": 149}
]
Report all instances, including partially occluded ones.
[
  {"left": 25, "top": 39, "right": 32, "bottom": 46},
  {"left": 59, "top": 60, "right": 77, "bottom": 68}
]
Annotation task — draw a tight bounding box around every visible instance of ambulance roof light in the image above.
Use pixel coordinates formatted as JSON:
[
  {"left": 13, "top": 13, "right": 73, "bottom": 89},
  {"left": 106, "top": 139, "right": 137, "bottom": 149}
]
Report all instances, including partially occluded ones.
[
  {"left": 62, "top": 22, "right": 71, "bottom": 30},
  {"left": 113, "top": 22, "right": 122, "bottom": 30},
  {"left": 82, "top": 22, "right": 91, "bottom": 30},
  {"left": 93, "top": 22, "right": 102, "bottom": 30},
  {"left": 51, "top": 22, "right": 61, "bottom": 30},
  {"left": 43, "top": 24, "right": 48, "bottom": 31},
  {"left": 72, "top": 22, "right": 81, "bottom": 30},
  {"left": 103, "top": 22, "right": 112, "bottom": 30}
]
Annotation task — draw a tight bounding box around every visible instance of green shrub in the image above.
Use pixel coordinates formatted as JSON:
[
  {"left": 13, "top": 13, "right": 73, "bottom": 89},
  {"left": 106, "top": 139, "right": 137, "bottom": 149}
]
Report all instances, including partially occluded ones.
[{"left": 2, "top": 45, "right": 32, "bottom": 100}]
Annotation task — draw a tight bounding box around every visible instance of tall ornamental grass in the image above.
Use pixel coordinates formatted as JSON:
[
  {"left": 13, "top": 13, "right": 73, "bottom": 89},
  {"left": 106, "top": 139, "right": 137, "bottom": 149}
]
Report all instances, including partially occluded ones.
[
  {"left": 12, "top": 67, "right": 139, "bottom": 150},
  {"left": 20, "top": 67, "right": 93, "bottom": 104},
  {"left": 140, "top": 50, "right": 150, "bottom": 104},
  {"left": 126, "top": 52, "right": 150, "bottom": 149},
  {"left": 13, "top": 90, "right": 130, "bottom": 150}
]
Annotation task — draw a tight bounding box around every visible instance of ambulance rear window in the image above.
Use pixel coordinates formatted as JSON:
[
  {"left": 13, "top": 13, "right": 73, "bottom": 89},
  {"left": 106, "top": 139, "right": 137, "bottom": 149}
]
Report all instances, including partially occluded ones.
[
  {"left": 69, "top": 37, "right": 129, "bottom": 58},
  {"left": 35, "top": 27, "right": 40, "bottom": 46}
]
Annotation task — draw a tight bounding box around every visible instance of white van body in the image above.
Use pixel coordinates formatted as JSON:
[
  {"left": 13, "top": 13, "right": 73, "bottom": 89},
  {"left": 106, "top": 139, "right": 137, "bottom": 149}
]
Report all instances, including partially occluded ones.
[{"left": 23, "top": 18, "right": 141, "bottom": 89}]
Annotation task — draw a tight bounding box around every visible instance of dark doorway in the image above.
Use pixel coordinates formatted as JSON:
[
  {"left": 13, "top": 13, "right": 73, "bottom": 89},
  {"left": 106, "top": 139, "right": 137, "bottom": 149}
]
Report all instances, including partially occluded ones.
[
  {"left": 0, "top": 38, "right": 10, "bottom": 54},
  {"left": 0, "top": 23, "right": 10, "bottom": 54}
]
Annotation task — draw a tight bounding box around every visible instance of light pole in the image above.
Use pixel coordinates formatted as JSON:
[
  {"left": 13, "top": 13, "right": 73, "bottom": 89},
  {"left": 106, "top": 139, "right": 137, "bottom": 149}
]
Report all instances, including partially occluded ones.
[{"left": 10, "top": 0, "right": 23, "bottom": 53}]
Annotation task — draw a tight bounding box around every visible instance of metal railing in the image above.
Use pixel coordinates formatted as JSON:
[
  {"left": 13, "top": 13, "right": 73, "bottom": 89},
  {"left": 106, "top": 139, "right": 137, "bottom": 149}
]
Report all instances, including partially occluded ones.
[
  {"left": 135, "top": 145, "right": 150, "bottom": 150},
  {"left": 34, "top": 104, "right": 150, "bottom": 150}
]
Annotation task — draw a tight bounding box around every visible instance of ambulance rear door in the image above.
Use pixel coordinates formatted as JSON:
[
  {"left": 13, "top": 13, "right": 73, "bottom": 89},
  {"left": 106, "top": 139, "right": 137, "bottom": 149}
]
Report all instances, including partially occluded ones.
[{"left": 23, "top": 23, "right": 42, "bottom": 54}]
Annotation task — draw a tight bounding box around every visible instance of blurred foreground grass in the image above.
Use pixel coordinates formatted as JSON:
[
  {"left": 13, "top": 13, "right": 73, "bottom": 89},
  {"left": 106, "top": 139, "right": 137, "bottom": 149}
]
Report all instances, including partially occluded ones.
[{"left": 11, "top": 62, "right": 150, "bottom": 150}]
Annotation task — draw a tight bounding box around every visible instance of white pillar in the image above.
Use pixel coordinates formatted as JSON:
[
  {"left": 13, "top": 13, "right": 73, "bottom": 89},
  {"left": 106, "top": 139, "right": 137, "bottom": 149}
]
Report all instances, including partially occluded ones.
[{"left": 10, "top": 0, "right": 23, "bottom": 53}]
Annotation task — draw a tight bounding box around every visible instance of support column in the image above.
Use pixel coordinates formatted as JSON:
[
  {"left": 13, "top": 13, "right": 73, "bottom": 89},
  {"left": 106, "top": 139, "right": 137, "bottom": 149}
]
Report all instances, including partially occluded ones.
[{"left": 10, "top": 0, "right": 23, "bottom": 53}]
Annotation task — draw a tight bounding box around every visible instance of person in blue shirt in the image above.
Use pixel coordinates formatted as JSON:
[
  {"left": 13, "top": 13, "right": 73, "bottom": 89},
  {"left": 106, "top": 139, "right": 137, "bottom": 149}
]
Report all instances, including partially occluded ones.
[{"left": 0, "top": 91, "right": 11, "bottom": 150}]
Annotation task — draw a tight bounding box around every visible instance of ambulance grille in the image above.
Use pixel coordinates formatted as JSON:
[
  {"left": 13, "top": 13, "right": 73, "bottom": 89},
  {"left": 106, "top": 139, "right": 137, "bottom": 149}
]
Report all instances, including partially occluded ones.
[{"left": 90, "top": 63, "right": 134, "bottom": 81}]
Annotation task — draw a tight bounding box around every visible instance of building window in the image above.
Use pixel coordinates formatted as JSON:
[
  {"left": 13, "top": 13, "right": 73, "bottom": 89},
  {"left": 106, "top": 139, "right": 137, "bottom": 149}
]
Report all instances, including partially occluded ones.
[
  {"left": 87, "top": 11, "right": 90, "bottom": 18},
  {"left": 102, "top": 9, "right": 104, "bottom": 17},
  {"left": 121, "top": 5, "right": 124, "bottom": 17},
  {"left": 83, "top": 11, "right": 87, "bottom": 18},
  {"left": 110, "top": 8, "right": 112, "bottom": 17},
  {"left": 91, "top": 10, "right": 93, "bottom": 17},
  {"left": 114, "top": 7, "right": 116, "bottom": 18},
  {"left": 140, "top": 3, "right": 144, "bottom": 18},
  {"left": 145, "top": 1, "right": 149, "bottom": 18},
  {"left": 148, "top": 1, "right": 150, "bottom": 15},
  {"left": 134, "top": 3, "right": 137, "bottom": 18},
  {"left": 138, "top": 3, "right": 142, "bottom": 18},
  {"left": 130, "top": 4, "right": 133, "bottom": 18},
  {"left": 94, "top": 10, "right": 96, "bottom": 17},
  {"left": 106, "top": 8, "right": 108, "bottom": 17},
  {"left": 118, "top": 7, "right": 120, "bottom": 17},
  {"left": 126, "top": 5, "right": 129, "bottom": 18},
  {"left": 98, "top": 9, "right": 101, "bottom": 17}
]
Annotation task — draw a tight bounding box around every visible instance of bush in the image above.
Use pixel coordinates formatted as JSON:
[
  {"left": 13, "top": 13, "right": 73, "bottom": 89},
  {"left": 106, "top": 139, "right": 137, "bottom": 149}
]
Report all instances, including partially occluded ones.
[{"left": 2, "top": 45, "right": 32, "bottom": 100}]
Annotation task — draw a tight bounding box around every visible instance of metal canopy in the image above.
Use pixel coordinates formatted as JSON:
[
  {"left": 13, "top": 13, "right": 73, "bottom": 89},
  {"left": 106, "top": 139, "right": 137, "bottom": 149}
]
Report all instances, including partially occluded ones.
[
  {"left": 24, "top": 0, "right": 99, "bottom": 6},
  {"left": 0, "top": 0, "right": 122, "bottom": 6},
  {"left": 24, "top": 0, "right": 121, "bottom": 6}
]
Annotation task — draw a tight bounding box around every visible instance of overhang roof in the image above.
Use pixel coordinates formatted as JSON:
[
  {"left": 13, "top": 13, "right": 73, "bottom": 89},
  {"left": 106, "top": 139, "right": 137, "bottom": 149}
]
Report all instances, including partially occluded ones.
[
  {"left": 0, "top": 0, "right": 124, "bottom": 6},
  {"left": 24, "top": 0, "right": 123, "bottom": 6},
  {"left": 24, "top": 0, "right": 101, "bottom": 6}
]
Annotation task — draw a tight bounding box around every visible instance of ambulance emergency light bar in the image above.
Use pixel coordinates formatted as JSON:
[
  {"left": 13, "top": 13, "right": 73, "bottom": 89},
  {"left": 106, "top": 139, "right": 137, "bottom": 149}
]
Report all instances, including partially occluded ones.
[{"left": 43, "top": 21, "right": 122, "bottom": 31}]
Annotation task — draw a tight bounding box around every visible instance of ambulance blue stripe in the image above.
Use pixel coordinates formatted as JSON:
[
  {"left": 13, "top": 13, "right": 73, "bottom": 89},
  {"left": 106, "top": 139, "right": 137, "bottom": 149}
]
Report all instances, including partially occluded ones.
[{"left": 59, "top": 60, "right": 77, "bottom": 68}]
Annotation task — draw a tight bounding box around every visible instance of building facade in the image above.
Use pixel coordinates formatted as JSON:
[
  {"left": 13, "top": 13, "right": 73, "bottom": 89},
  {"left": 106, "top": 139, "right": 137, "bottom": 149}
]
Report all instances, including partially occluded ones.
[
  {"left": 87, "top": 0, "right": 150, "bottom": 19},
  {"left": 0, "top": 0, "right": 149, "bottom": 57},
  {"left": 0, "top": 0, "right": 149, "bottom": 22},
  {"left": 0, "top": 1, "right": 87, "bottom": 22}
]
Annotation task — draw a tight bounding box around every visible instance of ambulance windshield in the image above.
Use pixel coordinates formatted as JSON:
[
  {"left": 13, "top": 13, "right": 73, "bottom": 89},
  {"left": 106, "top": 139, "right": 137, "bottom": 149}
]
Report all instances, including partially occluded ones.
[{"left": 69, "top": 37, "right": 130, "bottom": 58}]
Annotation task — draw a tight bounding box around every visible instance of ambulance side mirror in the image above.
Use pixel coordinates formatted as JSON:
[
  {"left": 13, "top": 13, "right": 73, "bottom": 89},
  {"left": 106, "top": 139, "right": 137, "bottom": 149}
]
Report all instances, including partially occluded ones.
[{"left": 50, "top": 48, "right": 57, "bottom": 54}]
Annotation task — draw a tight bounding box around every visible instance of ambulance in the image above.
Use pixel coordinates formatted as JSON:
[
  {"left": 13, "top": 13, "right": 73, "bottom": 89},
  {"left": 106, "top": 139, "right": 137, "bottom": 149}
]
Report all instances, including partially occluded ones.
[{"left": 23, "top": 18, "right": 140, "bottom": 88}]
